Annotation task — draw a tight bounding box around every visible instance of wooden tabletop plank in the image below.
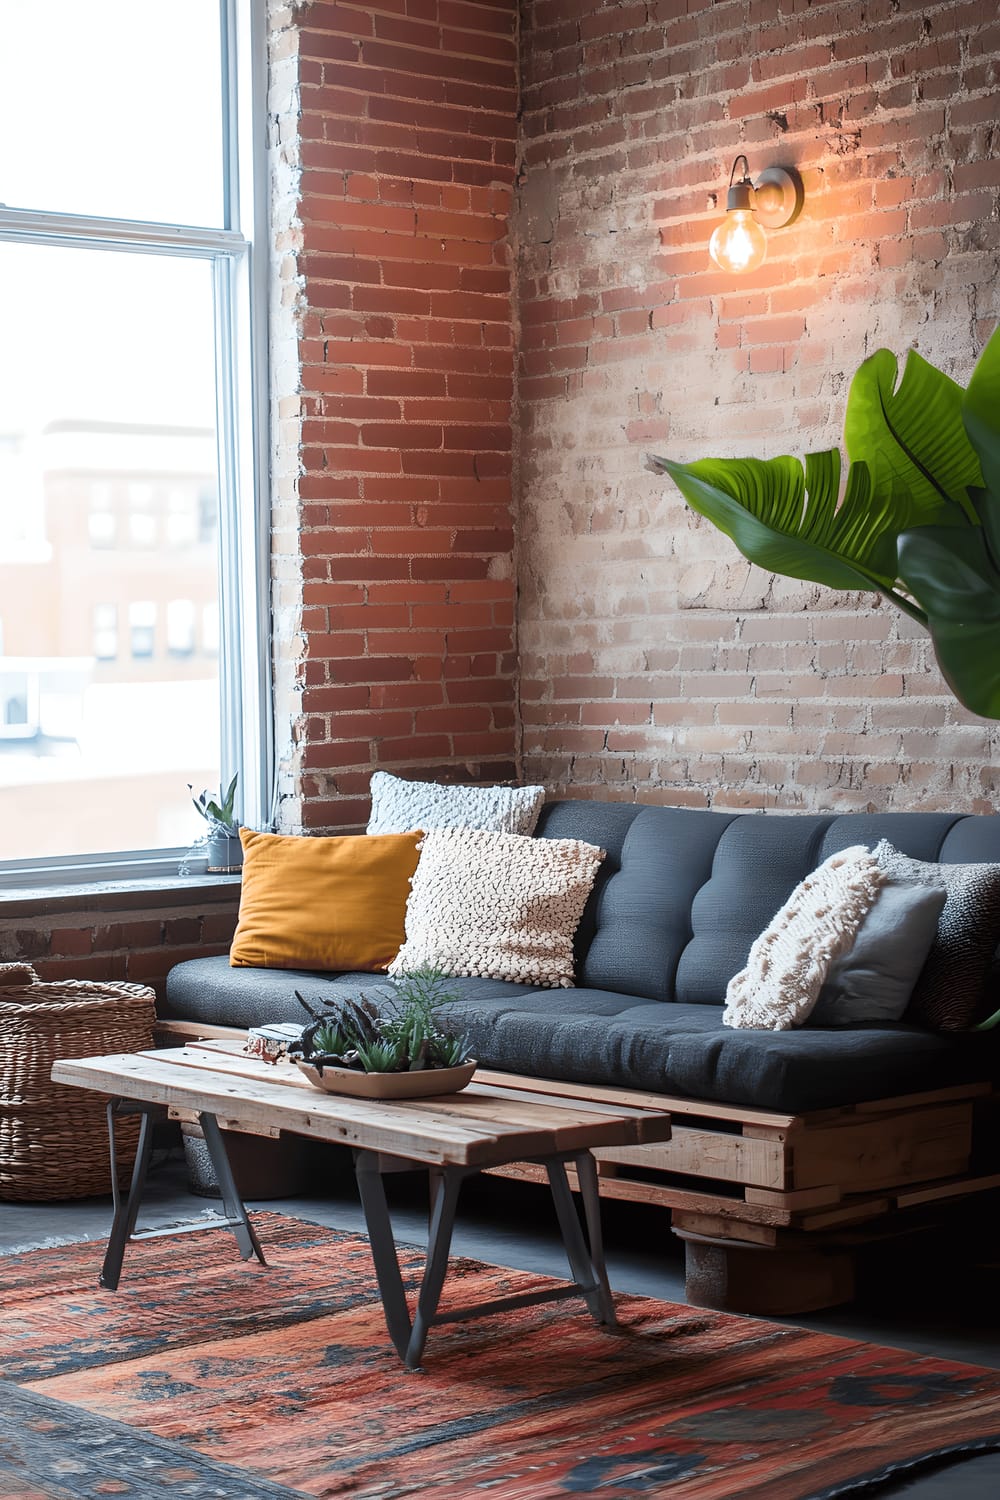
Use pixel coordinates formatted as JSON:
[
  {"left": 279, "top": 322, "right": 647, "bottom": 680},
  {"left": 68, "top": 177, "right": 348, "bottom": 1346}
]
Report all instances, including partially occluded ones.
[
  {"left": 53, "top": 1053, "right": 497, "bottom": 1159},
  {"left": 420, "top": 1086, "right": 668, "bottom": 1144},
  {"left": 175, "top": 1044, "right": 670, "bottom": 1145},
  {"left": 52, "top": 1054, "right": 575, "bottom": 1165},
  {"left": 168, "top": 1044, "right": 329, "bottom": 1092},
  {"left": 161, "top": 1048, "right": 649, "bottom": 1154},
  {"left": 111, "top": 1050, "right": 560, "bottom": 1147},
  {"left": 473, "top": 1068, "right": 796, "bottom": 1129},
  {"left": 460, "top": 1080, "right": 671, "bottom": 1141},
  {"left": 51, "top": 1052, "right": 670, "bottom": 1168},
  {"left": 152, "top": 1046, "right": 669, "bottom": 1146}
]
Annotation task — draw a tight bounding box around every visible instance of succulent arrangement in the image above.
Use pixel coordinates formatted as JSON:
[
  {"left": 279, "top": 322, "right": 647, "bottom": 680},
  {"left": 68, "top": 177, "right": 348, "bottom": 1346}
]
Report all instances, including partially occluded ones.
[{"left": 289, "top": 969, "right": 473, "bottom": 1075}]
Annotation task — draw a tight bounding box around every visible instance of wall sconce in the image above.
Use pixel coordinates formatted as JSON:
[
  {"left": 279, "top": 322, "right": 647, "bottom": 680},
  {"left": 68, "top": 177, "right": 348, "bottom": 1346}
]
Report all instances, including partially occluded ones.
[{"left": 708, "top": 156, "right": 804, "bottom": 274}]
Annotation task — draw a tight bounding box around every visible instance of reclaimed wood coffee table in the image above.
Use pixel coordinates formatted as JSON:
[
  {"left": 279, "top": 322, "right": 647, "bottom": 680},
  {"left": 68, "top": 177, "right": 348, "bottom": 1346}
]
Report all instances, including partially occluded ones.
[{"left": 52, "top": 1045, "right": 671, "bottom": 1368}]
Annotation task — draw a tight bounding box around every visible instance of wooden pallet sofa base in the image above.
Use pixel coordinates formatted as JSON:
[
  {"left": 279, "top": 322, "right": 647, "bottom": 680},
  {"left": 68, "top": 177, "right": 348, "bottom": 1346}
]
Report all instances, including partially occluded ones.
[{"left": 476, "top": 1071, "right": 1000, "bottom": 1315}]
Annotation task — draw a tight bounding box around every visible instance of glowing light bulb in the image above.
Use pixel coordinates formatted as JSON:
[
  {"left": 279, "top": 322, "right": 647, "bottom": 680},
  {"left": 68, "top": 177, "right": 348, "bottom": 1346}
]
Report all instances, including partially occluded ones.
[
  {"left": 705, "top": 160, "right": 804, "bottom": 275},
  {"left": 709, "top": 207, "right": 768, "bottom": 274}
]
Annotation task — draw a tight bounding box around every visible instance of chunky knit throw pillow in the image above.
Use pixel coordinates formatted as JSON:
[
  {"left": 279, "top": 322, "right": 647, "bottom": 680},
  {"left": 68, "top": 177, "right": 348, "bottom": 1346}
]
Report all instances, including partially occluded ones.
[
  {"left": 724, "top": 845, "right": 886, "bottom": 1031},
  {"left": 388, "top": 828, "right": 605, "bottom": 989},
  {"left": 874, "top": 840, "right": 1000, "bottom": 1030},
  {"left": 367, "top": 771, "right": 546, "bottom": 837}
]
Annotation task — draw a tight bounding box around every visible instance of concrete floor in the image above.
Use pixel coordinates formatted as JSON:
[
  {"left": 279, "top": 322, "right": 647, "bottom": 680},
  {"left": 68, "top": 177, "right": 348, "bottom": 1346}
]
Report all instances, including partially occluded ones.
[{"left": 2, "top": 1148, "right": 998, "bottom": 1499}]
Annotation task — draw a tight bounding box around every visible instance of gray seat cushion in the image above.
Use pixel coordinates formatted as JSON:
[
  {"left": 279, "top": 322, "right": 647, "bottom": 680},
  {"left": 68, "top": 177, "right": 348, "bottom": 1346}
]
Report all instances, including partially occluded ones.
[
  {"left": 437, "top": 985, "right": 996, "bottom": 1113},
  {"left": 164, "top": 959, "right": 528, "bottom": 1031},
  {"left": 164, "top": 956, "right": 995, "bottom": 1114}
]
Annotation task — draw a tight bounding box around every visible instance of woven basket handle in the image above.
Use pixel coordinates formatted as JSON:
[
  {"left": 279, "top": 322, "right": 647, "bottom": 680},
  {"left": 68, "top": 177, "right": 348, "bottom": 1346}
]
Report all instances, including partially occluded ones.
[{"left": 0, "top": 962, "right": 40, "bottom": 986}]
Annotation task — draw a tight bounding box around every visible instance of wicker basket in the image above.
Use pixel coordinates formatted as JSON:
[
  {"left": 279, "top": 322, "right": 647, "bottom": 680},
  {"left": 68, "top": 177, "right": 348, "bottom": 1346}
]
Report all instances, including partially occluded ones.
[{"left": 0, "top": 965, "right": 156, "bottom": 1201}]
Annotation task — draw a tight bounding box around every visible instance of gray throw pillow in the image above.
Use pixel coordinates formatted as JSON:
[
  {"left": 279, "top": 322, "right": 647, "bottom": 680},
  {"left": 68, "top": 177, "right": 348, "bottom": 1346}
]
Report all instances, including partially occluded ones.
[
  {"left": 810, "top": 879, "right": 947, "bottom": 1027},
  {"left": 874, "top": 839, "right": 1000, "bottom": 1030}
]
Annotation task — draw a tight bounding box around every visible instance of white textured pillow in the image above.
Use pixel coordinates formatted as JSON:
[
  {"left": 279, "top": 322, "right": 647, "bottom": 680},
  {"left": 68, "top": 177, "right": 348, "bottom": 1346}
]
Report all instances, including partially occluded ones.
[
  {"left": 723, "top": 846, "right": 886, "bottom": 1031},
  {"left": 367, "top": 770, "right": 546, "bottom": 837},
  {"left": 388, "top": 828, "right": 604, "bottom": 989}
]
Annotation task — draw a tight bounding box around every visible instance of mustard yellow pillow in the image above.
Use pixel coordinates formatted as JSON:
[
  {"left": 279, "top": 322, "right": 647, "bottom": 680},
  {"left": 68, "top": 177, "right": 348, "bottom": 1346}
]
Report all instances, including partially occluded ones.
[{"left": 230, "top": 829, "right": 422, "bottom": 972}]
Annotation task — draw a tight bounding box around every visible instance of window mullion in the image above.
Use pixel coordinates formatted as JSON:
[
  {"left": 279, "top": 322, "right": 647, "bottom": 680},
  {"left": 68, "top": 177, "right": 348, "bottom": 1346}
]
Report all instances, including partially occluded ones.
[{"left": 220, "top": 0, "right": 240, "bottom": 233}]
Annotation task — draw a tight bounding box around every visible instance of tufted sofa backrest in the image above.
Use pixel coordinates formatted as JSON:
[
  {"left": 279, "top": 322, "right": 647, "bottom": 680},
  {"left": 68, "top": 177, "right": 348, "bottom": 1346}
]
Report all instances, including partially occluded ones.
[{"left": 534, "top": 801, "right": 1000, "bottom": 1007}]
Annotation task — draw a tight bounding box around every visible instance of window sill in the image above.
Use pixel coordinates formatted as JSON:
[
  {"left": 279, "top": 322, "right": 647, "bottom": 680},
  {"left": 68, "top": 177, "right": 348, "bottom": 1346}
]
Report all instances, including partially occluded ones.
[{"left": 0, "top": 873, "right": 242, "bottom": 919}]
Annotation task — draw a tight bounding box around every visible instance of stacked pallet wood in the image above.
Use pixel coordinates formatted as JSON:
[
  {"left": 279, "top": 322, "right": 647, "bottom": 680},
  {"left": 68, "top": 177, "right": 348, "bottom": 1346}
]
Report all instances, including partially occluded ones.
[{"left": 476, "top": 1070, "right": 999, "bottom": 1313}]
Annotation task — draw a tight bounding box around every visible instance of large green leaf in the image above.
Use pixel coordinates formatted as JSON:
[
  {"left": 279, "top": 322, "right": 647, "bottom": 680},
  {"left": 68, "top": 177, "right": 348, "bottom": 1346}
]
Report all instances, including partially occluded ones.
[
  {"left": 649, "top": 329, "right": 1000, "bottom": 720},
  {"left": 649, "top": 453, "right": 903, "bottom": 595},
  {"left": 962, "top": 325, "right": 1000, "bottom": 567},
  {"left": 844, "top": 348, "right": 981, "bottom": 524},
  {"left": 897, "top": 524, "right": 1000, "bottom": 718}
]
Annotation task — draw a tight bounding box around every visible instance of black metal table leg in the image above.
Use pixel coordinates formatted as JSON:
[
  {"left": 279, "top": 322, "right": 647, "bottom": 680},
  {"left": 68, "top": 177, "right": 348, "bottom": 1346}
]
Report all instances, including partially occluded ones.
[
  {"left": 100, "top": 1099, "right": 154, "bottom": 1290},
  {"left": 546, "top": 1155, "right": 616, "bottom": 1326},
  {"left": 354, "top": 1149, "right": 419, "bottom": 1361},
  {"left": 405, "top": 1166, "right": 463, "bottom": 1369},
  {"left": 354, "top": 1152, "right": 468, "bottom": 1369},
  {"left": 353, "top": 1147, "right": 618, "bottom": 1367},
  {"left": 572, "top": 1150, "right": 617, "bottom": 1326},
  {"left": 98, "top": 1102, "right": 266, "bottom": 1291},
  {"left": 199, "top": 1112, "right": 266, "bottom": 1266}
]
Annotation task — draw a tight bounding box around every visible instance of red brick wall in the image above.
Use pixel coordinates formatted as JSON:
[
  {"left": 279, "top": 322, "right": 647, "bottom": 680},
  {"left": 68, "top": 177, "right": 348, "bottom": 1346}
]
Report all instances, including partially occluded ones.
[
  {"left": 516, "top": 0, "right": 1000, "bottom": 813},
  {"left": 0, "top": 887, "right": 240, "bottom": 1000},
  {"left": 278, "top": 0, "right": 520, "bottom": 832}
]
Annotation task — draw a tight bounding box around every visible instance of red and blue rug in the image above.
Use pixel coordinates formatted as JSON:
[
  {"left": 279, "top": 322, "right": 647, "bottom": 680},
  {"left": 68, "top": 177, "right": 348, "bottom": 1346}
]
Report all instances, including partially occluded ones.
[{"left": 1, "top": 1213, "right": 999, "bottom": 1499}]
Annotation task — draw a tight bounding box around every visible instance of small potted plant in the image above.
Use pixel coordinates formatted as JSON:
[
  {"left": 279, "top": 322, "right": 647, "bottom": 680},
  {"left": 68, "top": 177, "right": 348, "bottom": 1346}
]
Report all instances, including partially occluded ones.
[
  {"left": 288, "top": 969, "right": 476, "bottom": 1098},
  {"left": 189, "top": 773, "right": 242, "bottom": 873}
]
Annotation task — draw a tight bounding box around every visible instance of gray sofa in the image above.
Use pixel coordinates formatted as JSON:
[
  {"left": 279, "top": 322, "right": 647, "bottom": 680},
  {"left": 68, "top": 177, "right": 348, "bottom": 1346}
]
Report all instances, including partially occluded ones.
[{"left": 164, "top": 800, "right": 1000, "bottom": 1313}]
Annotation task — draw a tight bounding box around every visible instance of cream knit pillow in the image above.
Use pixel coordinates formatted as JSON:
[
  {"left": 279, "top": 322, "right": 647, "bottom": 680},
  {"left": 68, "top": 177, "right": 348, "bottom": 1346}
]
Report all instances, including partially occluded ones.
[
  {"left": 367, "top": 771, "right": 546, "bottom": 837},
  {"left": 723, "top": 845, "right": 886, "bottom": 1031},
  {"left": 388, "top": 828, "right": 605, "bottom": 989}
]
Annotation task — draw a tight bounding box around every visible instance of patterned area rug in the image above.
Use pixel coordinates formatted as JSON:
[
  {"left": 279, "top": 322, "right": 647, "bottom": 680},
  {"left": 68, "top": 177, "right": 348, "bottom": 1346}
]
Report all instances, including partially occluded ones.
[
  {"left": 2, "top": 1213, "right": 999, "bottom": 1500},
  {"left": 0, "top": 1381, "right": 304, "bottom": 1499}
]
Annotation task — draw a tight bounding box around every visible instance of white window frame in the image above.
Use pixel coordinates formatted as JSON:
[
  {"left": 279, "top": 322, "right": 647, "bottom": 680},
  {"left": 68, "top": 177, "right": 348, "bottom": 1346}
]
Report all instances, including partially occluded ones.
[{"left": 0, "top": 0, "right": 271, "bottom": 889}]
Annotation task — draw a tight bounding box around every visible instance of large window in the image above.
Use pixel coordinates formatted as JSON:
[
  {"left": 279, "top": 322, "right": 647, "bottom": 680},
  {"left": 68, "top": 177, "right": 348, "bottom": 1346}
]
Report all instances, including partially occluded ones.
[{"left": 0, "top": 0, "right": 269, "bottom": 881}]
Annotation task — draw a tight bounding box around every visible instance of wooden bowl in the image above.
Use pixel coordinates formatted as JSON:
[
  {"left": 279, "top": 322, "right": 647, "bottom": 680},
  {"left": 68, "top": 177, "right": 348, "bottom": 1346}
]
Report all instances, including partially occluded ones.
[{"left": 292, "top": 1059, "right": 477, "bottom": 1099}]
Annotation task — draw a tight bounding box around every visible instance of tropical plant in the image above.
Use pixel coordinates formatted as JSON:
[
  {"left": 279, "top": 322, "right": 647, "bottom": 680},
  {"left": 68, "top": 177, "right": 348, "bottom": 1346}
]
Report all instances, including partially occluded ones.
[
  {"left": 189, "top": 773, "right": 240, "bottom": 836},
  {"left": 290, "top": 969, "right": 473, "bottom": 1074},
  {"left": 647, "top": 326, "right": 1000, "bottom": 719}
]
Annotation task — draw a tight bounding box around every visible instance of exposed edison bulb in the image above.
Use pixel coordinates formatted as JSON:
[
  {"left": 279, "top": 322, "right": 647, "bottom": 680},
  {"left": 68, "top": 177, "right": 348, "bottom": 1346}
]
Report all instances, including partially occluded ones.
[{"left": 709, "top": 208, "right": 767, "bottom": 273}]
